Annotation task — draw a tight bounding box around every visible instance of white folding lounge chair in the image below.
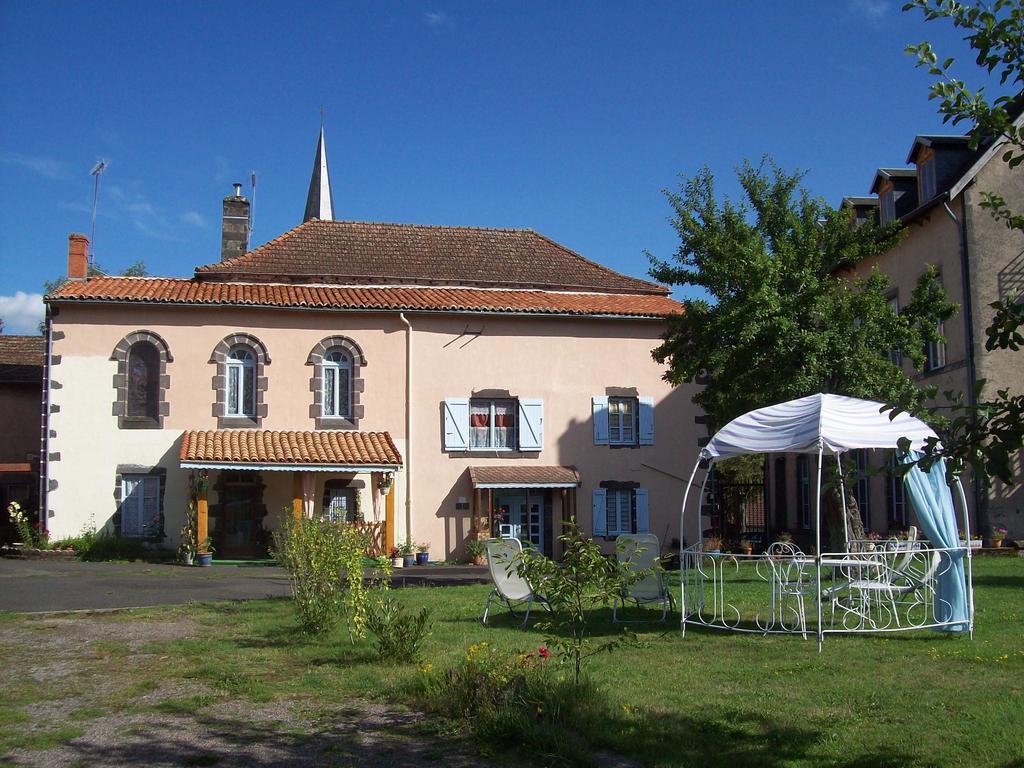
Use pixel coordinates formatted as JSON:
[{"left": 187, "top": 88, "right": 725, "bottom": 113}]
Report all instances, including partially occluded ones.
[
  {"left": 612, "top": 534, "right": 676, "bottom": 623},
  {"left": 482, "top": 538, "right": 551, "bottom": 626}
]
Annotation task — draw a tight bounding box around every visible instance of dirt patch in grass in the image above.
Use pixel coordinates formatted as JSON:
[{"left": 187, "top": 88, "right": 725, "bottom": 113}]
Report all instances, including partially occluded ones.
[{"left": 0, "top": 611, "right": 502, "bottom": 767}]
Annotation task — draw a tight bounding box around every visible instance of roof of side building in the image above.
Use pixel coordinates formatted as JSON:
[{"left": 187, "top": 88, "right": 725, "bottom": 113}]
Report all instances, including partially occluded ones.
[{"left": 194, "top": 219, "right": 668, "bottom": 295}]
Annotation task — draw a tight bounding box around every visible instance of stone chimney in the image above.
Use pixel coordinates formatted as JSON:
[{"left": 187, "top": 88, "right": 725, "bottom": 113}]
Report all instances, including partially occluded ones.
[
  {"left": 221, "top": 183, "right": 250, "bottom": 262},
  {"left": 67, "top": 233, "right": 89, "bottom": 281}
]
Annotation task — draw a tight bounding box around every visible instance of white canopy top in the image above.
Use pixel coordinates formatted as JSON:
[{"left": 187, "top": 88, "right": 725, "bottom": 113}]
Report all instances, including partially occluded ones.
[{"left": 702, "top": 393, "right": 940, "bottom": 459}]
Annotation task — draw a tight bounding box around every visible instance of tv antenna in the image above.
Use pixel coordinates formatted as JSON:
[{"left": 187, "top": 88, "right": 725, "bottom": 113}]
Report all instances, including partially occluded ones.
[{"left": 89, "top": 160, "right": 108, "bottom": 266}]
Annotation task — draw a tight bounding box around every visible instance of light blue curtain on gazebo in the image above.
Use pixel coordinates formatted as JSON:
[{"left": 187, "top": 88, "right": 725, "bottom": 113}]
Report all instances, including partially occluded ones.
[{"left": 901, "top": 454, "right": 969, "bottom": 631}]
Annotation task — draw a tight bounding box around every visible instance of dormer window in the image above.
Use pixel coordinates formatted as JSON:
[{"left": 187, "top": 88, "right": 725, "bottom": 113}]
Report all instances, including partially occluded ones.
[
  {"left": 918, "top": 155, "right": 937, "bottom": 201},
  {"left": 880, "top": 189, "right": 896, "bottom": 225}
]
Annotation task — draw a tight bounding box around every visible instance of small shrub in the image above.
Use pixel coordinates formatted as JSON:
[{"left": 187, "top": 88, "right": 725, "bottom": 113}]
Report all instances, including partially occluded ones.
[
  {"left": 76, "top": 532, "right": 171, "bottom": 562},
  {"left": 518, "top": 518, "right": 641, "bottom": 685},
  {"left": 418, "top": 641, "right": 603, "bottom": 762},
  {"left": 365, "top": 594, "right": 431, "bottom": 661},
  {"left": 272, "top": 513, "right": 377, "bottom": 638}
]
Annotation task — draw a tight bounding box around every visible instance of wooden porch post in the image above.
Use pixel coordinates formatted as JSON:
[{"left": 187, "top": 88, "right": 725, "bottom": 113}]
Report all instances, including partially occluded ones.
[
  {"left": 292, "top": 472, "right": 303, "bottom": 520},
  {"left": 384, "top": 478, "right": 396, "bottom": 552},
  {"left": 473, "top": 487, "right": 482, "bottom": 538},
  {"left": 196, "top": 474, "right": 209, "bottom": 552}
]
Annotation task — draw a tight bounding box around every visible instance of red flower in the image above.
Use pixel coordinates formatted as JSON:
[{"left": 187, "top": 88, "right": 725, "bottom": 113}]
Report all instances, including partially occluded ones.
[{"left": 538, "top": 646, "right": 551, "bottom": 659}]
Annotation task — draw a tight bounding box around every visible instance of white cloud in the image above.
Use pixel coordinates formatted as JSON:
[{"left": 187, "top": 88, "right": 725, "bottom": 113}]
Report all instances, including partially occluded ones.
[
  {"left": 848, "top": 0, "right": 890, "bottom": 20},
  {"left": 424, "top": 10, "right": 452, "bottom": 28},
  {"left": 0, "top": 292, "right": 45, "bottom": 335},
  {"left": 0, "top": 152, "right": 68, "bottom": 180},
  {"left": 180, "top": 211, "right": 207, "bottom": 228}
]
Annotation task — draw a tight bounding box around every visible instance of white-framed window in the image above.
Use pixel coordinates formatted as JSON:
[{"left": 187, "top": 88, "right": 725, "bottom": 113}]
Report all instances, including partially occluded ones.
[
  {"left": 880, "top": 190, "right": 896, "bottom": 224},
  {"left": 592, "top": 396, "right": 654, "bottom": 446},
  {"left": 592, "top": 487, "right": 649, "bottom": 537},
  {"left": 919, "top": 156, "right": 937, "bottom": 201},
  {"left": 469, "top": 398, "right": 517, "bottom": 450},
  {"left": 121, "top": 474, "right": 160, "bottom": 537},
  {"left": 322, "top": 349, "right": 352, "bottom": 418},
  {"left": 608, "top": 397, "right": 637, "bottom": 445},
  {"left": 926, "top": 321, "right": 947, "bottom": 372},
  {"left": 796, "top": 455, "right": 811, "bottom": 530},
  {"left": 226, "top": 347, "right": 256, "bottom": 417},
  {"left": 606, "top": 488, "right": 634, "bottom": 536}
]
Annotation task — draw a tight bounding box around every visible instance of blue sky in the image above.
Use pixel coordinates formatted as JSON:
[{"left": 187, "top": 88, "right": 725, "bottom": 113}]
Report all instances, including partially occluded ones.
[{"left": 0, "top": 1, "right": 987, "bottom": 333}]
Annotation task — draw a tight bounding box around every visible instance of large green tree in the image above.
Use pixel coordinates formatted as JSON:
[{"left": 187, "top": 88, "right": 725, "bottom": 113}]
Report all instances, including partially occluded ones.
[{"left": 650, "top": 160, "right": 956, "bottom": 548}]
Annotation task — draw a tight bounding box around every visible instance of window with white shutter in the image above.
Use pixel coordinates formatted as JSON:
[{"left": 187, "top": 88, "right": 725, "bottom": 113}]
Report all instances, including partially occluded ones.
[{"left": 121, "top": 474, "right": 161, "bottom": 537}]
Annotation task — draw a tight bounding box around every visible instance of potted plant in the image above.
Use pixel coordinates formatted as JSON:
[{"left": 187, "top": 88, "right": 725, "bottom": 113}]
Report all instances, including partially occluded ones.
[
  {"left": 196, "top": 537, "right": 215, "bottom": 567},
  {"left": 990, "top": 527, "right": 1008, "bottom": 548},
  {"left": 738, "top": 538, "right": 753, "bottom": 556},
  {"left": 704, "top": 535, "right": 722, "bottom": 554},
  {"left": 390, "top": 546, "right": 403, "bottom": 568},
  {"left": 777, "top": 531, "right": 793, "bottom": 544},
  {"left": 400, "top": 539, "right": 415, "bottom": 568},
  {"left": 415, "top": 541, "right": 430, "bottom": 566},
  {"left": 465, "top": 538, "right": 486, "bottom": 566}
]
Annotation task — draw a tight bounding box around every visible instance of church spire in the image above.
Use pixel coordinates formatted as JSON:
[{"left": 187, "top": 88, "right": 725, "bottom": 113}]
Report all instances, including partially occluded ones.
[{"left": 303, "top": 123, "right": 335, "bottom": 222}]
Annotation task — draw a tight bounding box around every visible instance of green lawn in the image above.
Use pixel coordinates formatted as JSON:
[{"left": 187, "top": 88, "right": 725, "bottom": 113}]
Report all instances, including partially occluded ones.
[{"left": 2, "top": 557, "right": 1023, "bottom": 767}]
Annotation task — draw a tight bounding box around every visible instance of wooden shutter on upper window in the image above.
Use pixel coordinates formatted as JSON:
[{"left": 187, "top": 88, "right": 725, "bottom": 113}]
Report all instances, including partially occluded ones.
[
  {"left": 517, "top": 399, "right": 543, "bottom": 451},
  {"left": 592, "top": 397, "right": 609, "bottom": 445},
  {"left": 638, "top": 397, "right": 654, "bottom": 445},
  {"left": 443, "top": 398, "right": 470, "bottom": 451},
  {"left": 592, "top": 488, "right": 607, "bottom": 536}
]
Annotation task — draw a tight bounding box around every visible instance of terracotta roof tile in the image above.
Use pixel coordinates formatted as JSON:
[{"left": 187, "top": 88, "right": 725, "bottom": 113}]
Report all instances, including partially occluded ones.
[
  {"left": 180, "top": 430, "right": 403, "bottom": 467},
  {"left": 195, "top": 220, "right": 668, "bottom": 295},
  {"left": 49, "top": 276, "right": 681, "bottom": 318},
  {"left": 469, "top": 466, "right": 580, "bottom": 487}
]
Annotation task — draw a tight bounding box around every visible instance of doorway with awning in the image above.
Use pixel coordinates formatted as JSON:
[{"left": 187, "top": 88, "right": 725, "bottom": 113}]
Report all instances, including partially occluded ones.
[{"left": 469, "top": 466, "right": 580, "bottom": 558}]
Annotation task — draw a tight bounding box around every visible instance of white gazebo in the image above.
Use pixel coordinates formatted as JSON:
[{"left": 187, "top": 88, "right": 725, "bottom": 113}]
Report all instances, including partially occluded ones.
[{"left": 678, "top": 394, "right": 974, "bottom": 650}]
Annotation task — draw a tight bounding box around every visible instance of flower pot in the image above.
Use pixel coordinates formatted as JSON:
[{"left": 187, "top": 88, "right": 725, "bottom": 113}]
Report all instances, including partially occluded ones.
[
  {"left": 392, "top": 557, "right": 403, "bottom": 568},
  {"left": 416, "top": 552, "right": 429, "bottom": 565},
  {"left": 741, "top": 548, "right": 752, "bottom": 556},
  {"left": 402, "top": 554, "right": 415, "bottom": 568},
  {"left": 472, "top": 554, "right": 486, "bottom": 566},
  {"left": 181, "top": 553, "right": 194, "bottom": 567},
  {"left": 196, "top": 552, "right": 213, "bottom": 567},
  {"left": 989, "top": 539, "right": 1004, "bottom": 549}
]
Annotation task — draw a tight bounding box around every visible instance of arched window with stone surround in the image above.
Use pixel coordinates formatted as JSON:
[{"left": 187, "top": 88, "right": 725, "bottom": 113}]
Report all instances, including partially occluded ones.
[
  {"left": 322, "top": 349, "right": 352, "bottom": 418},
  {"left": 210, "top": 333, "right": 270, "bottom": 428},
  {"left": 307, "top": 336, "right": 365, "bottom": 430},
  {"left": 111, "top": 330, "right": 172, "bottom": 429},
  {"left": 127, "top": 341, "right": 160, "bottom": 421},
  {"left": 226, "top": 347, "right": 257, "bottom": 418}
]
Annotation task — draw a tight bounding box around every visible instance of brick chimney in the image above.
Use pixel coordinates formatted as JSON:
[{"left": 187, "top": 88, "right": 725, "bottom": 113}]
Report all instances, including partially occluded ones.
[
  {"left": 221, "top": 183, "right": 250, "bottom": 262},
  {"left": 67, "top": 233, "right": 89, "bottom": 281}
]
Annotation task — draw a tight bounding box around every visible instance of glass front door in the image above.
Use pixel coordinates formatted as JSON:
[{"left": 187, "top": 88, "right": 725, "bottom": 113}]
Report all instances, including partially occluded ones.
[{"left": 495, "top": 491, "right": 545, "bottom": 552}]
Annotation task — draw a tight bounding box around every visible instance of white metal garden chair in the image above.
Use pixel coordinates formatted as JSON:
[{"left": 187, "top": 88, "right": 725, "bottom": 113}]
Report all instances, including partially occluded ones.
[
  {"left": 846, "top": 545, "right": 941, "bottom": 629},
  {"left": 612, "top": 534, "right": 676, "bottom": 623},
  {"left": 762, "top": 541, "right": 812, "bottom": 638},
  {"left": 481, "top": 537, "right": 551, "bottom": 627}
]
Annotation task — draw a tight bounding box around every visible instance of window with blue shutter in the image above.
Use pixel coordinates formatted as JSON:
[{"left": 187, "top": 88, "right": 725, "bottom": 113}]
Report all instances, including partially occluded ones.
[
  {"left": 592, "top": 396, "right": 609, "bottom": 445},
  {"left": 443, "top": 398, "right": 470, "bottom": 451},
  {"left": 592, "top": 488, "right": 607, "bottom": 536},
  {"left": 517, "top": 399, "right": 544, "bottom": 451}
]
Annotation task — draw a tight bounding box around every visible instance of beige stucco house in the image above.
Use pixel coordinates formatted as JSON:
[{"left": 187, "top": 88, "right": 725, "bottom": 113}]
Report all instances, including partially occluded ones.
[
  {"left": 777, "top": 118, "right": 1024, "bottom": 542},
  {"left": 42, "top": 131, "right": 700, "bottom": 560}
]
